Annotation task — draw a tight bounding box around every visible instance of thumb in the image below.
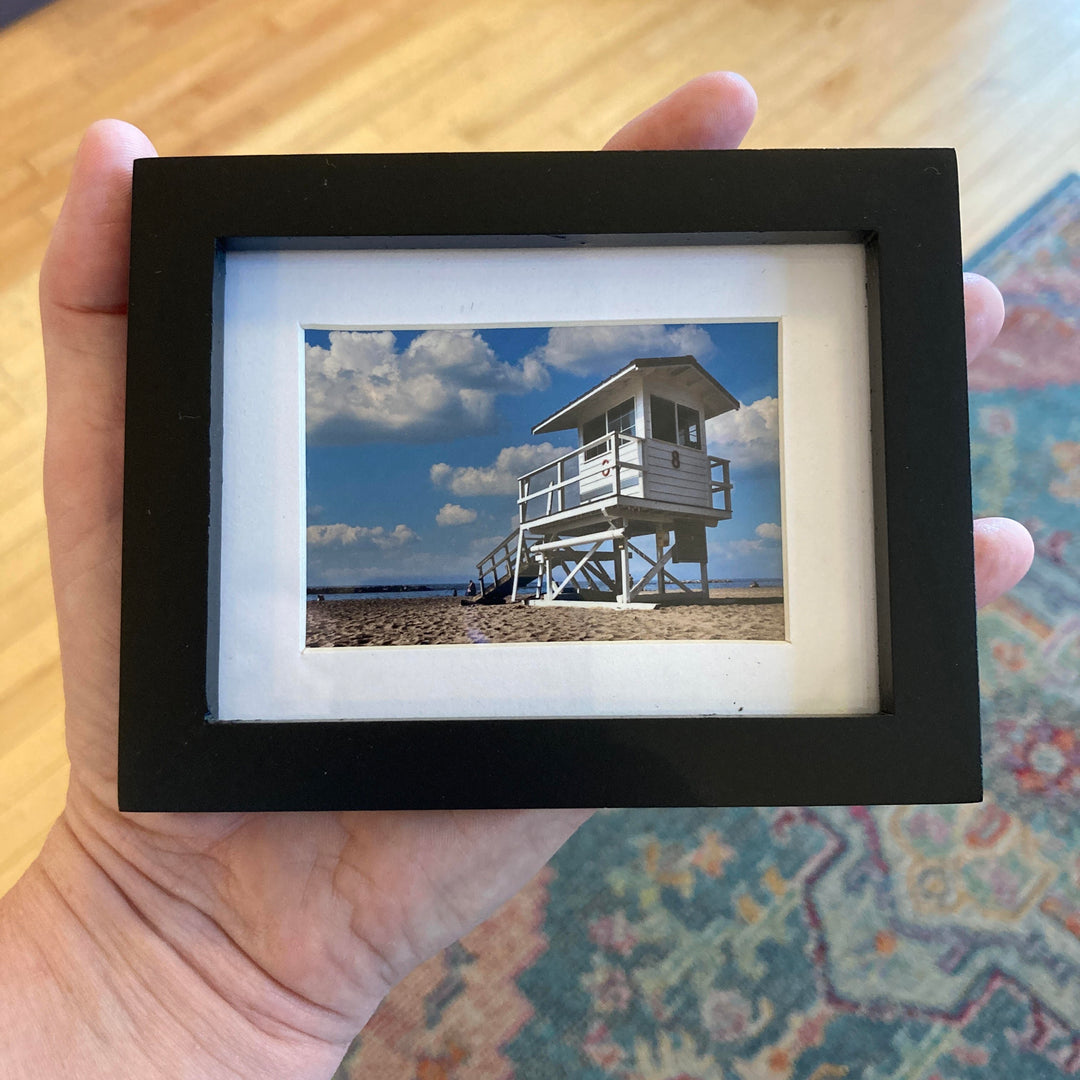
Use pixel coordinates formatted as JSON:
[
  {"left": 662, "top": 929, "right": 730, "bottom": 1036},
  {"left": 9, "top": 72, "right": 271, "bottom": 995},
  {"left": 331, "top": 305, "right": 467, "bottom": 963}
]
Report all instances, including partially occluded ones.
[
  {"left": 39, "top": 121, "right": 157, "bottom": 784},
  {"left": 40, "top": 120, "right": 157, "bottom": 556},
  {"left": 41, "top": 119, "right": 158, "bottom": 317}
]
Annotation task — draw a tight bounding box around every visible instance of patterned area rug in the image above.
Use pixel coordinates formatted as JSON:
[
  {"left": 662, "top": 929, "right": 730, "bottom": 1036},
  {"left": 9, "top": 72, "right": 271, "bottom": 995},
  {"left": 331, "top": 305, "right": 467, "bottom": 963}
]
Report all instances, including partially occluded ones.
[{"left": 338, "top": 175, "right": 1080, "bottom": 1079}]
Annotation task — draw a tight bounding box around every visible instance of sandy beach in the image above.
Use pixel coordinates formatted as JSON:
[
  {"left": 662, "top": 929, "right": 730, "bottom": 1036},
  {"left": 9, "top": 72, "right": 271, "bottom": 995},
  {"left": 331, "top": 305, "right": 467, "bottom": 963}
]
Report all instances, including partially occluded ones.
[{"left": 306, "top": 588, "right": 784, "bottom": 647}]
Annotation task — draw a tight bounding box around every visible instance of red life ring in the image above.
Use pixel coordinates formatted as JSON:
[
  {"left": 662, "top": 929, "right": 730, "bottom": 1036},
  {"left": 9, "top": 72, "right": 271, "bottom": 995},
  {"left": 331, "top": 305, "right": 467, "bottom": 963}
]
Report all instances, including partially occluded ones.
[{"left": 601, "top": 458, "right": 611, "bottom": 477}]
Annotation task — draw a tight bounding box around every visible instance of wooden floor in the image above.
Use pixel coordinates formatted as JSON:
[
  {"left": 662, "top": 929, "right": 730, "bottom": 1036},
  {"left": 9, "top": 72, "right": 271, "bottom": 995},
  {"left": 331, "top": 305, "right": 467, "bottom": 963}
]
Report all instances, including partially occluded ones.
[{"left": 1, "top": 0, "right": 1079, "bottom": 895}]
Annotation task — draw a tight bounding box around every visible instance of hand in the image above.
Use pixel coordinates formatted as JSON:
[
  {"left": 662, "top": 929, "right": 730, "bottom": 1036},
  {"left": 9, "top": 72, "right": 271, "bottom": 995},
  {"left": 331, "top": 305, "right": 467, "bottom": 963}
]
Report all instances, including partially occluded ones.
[{"left": 4, "top": 72, "right": 1032, "bottom": 1079}]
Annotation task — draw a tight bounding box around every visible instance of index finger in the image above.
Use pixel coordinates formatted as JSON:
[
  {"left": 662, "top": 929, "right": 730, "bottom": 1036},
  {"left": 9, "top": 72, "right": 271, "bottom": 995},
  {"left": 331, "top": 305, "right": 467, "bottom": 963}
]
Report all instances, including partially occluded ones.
[{"left": 603, "top": 72, "right": 757, "bottom": 152}]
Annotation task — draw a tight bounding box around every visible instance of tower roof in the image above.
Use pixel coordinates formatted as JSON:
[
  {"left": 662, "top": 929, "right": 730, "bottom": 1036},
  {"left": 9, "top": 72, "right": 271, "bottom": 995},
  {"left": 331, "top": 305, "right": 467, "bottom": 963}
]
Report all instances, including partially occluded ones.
[{"left": 532, "top": 355, "right": 741, "bottom": 435}]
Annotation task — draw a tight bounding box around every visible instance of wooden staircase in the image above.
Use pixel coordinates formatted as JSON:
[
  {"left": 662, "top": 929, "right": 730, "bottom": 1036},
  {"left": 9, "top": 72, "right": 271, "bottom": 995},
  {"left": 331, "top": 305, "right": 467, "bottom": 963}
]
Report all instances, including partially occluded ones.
[{"left": 475, "top": 530, "right": 540, "bottom": 602}]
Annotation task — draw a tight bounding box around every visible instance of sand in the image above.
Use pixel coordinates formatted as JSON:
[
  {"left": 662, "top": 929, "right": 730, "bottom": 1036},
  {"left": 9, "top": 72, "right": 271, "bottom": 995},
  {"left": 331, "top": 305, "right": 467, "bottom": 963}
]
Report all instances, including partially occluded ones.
[{"left": 306, "top": 588, "right": 784, "bottom": 647}]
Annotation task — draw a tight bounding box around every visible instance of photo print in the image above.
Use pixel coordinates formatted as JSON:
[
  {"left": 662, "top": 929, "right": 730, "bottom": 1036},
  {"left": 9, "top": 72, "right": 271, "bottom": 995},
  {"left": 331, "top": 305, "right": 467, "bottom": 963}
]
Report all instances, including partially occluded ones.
[{"left": 304, "top": 321, "right": 782, "bottom": 647}]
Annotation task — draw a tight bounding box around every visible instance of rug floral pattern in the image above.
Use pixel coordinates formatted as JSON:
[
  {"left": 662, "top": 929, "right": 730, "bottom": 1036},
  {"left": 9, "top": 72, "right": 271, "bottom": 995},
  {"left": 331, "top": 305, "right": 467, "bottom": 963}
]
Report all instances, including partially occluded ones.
[{"left": 341, "top": 174, "right": 1080, "bottom": 1079}]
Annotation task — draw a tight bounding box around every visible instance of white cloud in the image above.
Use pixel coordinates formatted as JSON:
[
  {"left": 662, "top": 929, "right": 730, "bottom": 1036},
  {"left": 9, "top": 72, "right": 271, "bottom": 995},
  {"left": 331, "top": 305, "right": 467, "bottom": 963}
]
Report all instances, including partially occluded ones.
[
  {"left": 307, "top": 522, "right": 419, "bottom": 549},
  {"left": 308, "top": 548, "right": 475, "bottom": 585},
  {"left": 429, "top": 462, "right": 453, "bottom": 487},
  {"left": 706, "top": 534, "right": 783, "bottom": 580},
  {"left": 706, "top": 396, "right": 779, "bottom": 468},
  {"left": 471, "top": 534, "right": 509, "bottom": 556},
  {"left": 436, "top": 503, "right": 478, "bottom": 526},
  {"left": 306, "top": 329, "right": 548, "bottom": 444},
  {"left": 525, "top": 324, "right": 715, "bottom": 376},
  {"left": 716, "top": 523, "right": 781, "bottom": 557},
  {"left": 726, "top": 538, "right": 767, "bottom": 555},
  {"left": 430, "top": 442, "right": 571, "bottom": 496}
]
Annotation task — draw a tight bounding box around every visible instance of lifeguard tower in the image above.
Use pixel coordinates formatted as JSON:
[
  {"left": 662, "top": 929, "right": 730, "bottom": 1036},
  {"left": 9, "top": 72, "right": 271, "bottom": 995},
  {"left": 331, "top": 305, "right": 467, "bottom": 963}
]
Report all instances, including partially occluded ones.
[{"left": 475, "top": 355, "right": 740, "bottom": 606}]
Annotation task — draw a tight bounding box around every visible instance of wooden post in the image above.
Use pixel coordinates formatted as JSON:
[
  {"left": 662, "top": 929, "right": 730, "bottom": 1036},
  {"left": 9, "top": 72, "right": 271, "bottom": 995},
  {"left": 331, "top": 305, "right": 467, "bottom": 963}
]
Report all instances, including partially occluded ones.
[
  {"left": 656, "top": 531, "right": 666, "bottom": 599},
  {"left": 557, "top": 457, "right": 565, "bottom": 512},
  {"left": 618, "top": 537, "right": 631, "bottom": 604},
  {"left": 511, "top": 528, "right": 525, "bottom": 601},
  {"left": 700, "top": 560, "right": 709, "bottom": 600}
]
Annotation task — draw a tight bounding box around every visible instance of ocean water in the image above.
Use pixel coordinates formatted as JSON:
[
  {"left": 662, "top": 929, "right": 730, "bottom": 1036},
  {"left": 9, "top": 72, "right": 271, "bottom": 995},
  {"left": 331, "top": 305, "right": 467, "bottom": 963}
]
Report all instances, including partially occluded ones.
[
  {"left": 307, "top": 577, "right": 782, "bottom": 601},
  {"left": 307, "top": 584, "right": 470, "bottom": 601}
]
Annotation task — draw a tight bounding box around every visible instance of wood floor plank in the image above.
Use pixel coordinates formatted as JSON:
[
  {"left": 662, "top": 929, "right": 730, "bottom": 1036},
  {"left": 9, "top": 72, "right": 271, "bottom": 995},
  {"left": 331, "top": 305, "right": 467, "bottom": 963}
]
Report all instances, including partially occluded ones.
[
  {"left": 0, "top": 418, "right": 42, "bottom": 476},
  {"left": 0, "top": 659, "right": 64, "bottom": 762},
  {"left": 0, "top": 611, "right": 59, "bottom": 702},
  {"left": 0, "top": 709, "right": 66, "bottom": 817}
]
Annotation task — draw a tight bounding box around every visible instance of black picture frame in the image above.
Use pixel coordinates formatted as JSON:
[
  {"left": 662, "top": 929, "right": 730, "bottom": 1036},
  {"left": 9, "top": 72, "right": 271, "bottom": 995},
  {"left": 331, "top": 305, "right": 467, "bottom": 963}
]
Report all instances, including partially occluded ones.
[{"left": 119, "top": 149, "right": 979, "bottom": 811}]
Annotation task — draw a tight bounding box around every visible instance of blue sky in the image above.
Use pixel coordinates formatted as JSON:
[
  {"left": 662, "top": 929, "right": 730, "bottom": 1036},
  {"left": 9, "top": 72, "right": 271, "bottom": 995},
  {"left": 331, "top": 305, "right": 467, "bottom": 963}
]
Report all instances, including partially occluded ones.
[{"left": 305, "top": 322, "right": 781, "bottom": 586}]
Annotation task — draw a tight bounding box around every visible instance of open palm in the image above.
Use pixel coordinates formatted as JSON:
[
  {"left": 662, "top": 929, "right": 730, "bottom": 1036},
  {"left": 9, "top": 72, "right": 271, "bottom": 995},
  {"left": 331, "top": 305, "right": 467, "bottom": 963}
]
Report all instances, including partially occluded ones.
[{"left": 36, "top": 72, "right": 1033, "bottom": 1073}]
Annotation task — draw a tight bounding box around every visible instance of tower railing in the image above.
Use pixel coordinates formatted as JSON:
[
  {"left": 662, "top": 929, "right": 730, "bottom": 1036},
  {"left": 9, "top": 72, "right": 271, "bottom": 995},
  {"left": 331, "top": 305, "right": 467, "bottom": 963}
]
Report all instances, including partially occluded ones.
[
  {"left": 709, "top": 455, "right": 733, "bottom": 515},
  {"left": 476, "top": 529, "right": 539, "bottom": 596},
  {"left": 517, "top": 432, "right": 644, "bottom": 524},
  {"left": 517, "top": 435, "right": 734, "bottom": 524}
]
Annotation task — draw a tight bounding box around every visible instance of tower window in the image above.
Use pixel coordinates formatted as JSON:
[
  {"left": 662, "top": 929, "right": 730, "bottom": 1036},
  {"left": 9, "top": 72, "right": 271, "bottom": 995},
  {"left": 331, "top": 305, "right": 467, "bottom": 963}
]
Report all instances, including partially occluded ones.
[
  {"left": 650, "top": 396, "right": 701, "bottom": 449},
  {"left": 583, "top": 398, "right": 636, "bottom": 459}
]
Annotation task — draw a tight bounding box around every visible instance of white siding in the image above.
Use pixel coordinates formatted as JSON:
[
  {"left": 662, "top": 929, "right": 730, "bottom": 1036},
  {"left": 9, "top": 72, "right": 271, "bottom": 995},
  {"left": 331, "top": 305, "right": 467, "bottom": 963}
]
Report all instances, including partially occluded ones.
[
  {"left": 643, "top": 440, "right": 710, "bottom": 506},
  {"left": 560, "top": 369, "right": 720, "bottom": 511},
  {"left": 580, "top": 437, "right": 643, "bottom": 500},
  {"left": 576, "top": 374, "right": 645, "bottom": 503}
]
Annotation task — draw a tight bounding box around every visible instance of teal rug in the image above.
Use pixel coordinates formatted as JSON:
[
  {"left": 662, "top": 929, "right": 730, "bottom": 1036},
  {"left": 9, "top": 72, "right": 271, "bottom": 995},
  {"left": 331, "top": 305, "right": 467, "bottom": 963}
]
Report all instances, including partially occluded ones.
[{"left": 342, "top": 174, "right": 1080, "bottom": 1079}]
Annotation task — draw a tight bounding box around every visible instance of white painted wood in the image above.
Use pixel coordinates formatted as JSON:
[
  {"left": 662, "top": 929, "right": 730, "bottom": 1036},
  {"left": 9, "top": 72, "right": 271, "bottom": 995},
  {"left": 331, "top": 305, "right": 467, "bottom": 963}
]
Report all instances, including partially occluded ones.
[
  {"left": 511, "top": 529, "right": 526, "bottom": 601},
  {"left": 627, "top": 544, "right": 676, "bottom": 599},
  {"left": 528, "top": 600, "right": 658, "bottom": 610},
  {"left": 516, "top": 496, "right": 725, "bottom": 538},
  {"left": 625, "top": 537, "right": 697, "bottom": 595},
  {"left": 530, "top": 528, "right": 626, "bottom": 552},
  {"left": 547, "top": 541, "right": 604, "bottom": 601},
  {"left": 618, "top": 539, "right": 631, "bottom": 605},
  {"left": 647, "top": 477, "right": 711, "bottom": 503},
  {"left": 643, "top": 440, "right": 710, "bottom": 505},
  {"left": 656, "top": 531, "right": 667, "bottom": 599},
  {"left": 579, "top": 435, "right": 643, "bottom": 500}
]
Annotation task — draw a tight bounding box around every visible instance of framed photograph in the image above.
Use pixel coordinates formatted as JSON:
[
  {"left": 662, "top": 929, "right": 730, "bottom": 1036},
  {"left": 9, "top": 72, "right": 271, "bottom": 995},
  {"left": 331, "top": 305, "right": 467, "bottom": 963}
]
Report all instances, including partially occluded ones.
[{"left": 119, "top": 148, "right": 979, "bottom": 810}]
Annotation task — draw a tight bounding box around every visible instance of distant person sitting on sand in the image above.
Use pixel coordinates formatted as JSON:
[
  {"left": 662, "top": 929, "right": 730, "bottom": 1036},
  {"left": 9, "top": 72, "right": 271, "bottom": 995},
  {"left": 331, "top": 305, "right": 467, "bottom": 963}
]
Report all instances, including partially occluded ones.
[{"left": 466, "top": 579, "right": 477, "bottom": 597}]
